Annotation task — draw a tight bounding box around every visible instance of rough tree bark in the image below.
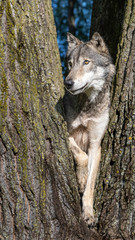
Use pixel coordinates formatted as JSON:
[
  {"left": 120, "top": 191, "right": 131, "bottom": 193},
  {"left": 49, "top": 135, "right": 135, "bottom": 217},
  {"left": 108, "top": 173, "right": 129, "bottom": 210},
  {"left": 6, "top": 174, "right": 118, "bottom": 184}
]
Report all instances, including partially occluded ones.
[
  {"left": 90, "top": 0, "right": 135, "bottom": 239},
  {"left": 0, "top": 0, "right": 100, "bottom": 240}
]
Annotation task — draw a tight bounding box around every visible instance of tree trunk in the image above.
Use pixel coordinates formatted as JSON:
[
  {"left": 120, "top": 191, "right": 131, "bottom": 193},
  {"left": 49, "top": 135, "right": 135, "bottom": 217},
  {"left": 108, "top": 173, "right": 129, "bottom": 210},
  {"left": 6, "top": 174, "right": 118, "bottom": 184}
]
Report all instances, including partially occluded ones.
[
  {"left": 90, "top": 0, "right": 135, "bottom": 239},
  {"left": 68, "top": 0, "right": 76, "bottom": 35},
  {"left": 90, "top": 0, "right": 125, "bottom": 61},
  {"left": 0, "top": 0, "right": 100, "bottom": 239}
]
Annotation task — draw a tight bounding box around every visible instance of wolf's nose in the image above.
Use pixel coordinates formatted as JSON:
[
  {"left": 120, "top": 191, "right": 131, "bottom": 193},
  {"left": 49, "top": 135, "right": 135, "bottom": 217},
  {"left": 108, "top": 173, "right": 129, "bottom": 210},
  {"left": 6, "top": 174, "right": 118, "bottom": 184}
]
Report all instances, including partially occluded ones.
[{"left": 64, "top": 79, "right": 74, "bottom": 88}]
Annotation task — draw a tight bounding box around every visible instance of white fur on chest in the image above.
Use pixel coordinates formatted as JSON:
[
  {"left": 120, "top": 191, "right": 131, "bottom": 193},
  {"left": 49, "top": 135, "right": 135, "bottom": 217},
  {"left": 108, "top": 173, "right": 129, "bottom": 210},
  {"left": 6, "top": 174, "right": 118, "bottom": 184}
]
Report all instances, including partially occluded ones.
[{"left": 71, "top": 110, "right": 109, "bottom": 139}]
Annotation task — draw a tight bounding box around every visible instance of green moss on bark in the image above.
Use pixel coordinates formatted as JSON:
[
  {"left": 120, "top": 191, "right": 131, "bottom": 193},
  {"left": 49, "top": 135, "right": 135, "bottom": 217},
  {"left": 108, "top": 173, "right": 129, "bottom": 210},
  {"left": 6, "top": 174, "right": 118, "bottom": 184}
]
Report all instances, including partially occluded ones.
[{"left": 0, "top": 71, "right": 8, "bottom": 132}]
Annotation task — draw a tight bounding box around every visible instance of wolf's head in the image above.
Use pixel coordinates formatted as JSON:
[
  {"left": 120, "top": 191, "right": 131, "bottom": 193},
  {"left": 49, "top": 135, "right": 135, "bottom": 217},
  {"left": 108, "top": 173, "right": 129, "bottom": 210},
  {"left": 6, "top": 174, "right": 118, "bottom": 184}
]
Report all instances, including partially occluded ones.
[{"left": 65, "top": 32, "right": 115, "bottom": 100}]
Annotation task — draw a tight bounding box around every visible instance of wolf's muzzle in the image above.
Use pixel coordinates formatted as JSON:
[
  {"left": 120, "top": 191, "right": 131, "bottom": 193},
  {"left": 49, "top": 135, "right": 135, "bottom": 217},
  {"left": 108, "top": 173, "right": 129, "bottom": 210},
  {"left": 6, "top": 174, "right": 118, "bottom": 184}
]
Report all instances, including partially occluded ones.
[{"left": 64, "top": 79, "right": 74, "bottom": 89}]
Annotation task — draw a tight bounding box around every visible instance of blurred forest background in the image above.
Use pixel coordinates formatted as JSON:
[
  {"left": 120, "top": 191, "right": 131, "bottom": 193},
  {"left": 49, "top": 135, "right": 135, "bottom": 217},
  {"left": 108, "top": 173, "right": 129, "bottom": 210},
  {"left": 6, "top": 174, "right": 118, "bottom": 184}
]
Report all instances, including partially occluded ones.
[{"left": 52, "top": 0, "right": 93, "bottom": 75}]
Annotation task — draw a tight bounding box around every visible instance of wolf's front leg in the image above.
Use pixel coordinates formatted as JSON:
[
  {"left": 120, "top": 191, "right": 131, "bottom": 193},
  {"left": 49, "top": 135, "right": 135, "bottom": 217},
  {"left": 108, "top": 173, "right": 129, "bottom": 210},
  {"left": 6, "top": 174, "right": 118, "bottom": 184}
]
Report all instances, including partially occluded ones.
[
  {"left": 69, "top": 137, "right": 88, "bottom": 193},
  {"left": 82, "top": 145, "right": 101, "bottom": 226}
]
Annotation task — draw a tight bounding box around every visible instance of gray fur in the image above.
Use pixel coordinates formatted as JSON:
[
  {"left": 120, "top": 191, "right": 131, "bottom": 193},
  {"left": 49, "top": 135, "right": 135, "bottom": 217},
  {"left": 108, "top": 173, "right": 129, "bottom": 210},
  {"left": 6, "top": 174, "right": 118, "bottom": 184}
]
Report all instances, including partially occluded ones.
[{"left": 64, "top": 32, "right": 115, "bottom": 226}]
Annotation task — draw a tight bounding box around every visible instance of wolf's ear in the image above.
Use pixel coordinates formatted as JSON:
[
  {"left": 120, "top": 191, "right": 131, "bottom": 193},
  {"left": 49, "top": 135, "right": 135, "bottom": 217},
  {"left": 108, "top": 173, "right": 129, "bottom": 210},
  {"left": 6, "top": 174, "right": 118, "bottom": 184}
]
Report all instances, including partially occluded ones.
[
  {"left": 90, "top": 32, "right": 109, "bottom": 54},
  {"left": 67, "top": 32, "right": 81, "bottom": 55}
]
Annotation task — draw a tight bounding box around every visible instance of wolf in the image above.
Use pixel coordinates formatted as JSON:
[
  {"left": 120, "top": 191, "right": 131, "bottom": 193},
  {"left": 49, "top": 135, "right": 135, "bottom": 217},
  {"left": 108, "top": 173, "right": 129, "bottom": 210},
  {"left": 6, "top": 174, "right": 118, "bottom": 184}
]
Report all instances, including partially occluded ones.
[{"left": 64, "top": 32, "right": 115, "bottom": 226}]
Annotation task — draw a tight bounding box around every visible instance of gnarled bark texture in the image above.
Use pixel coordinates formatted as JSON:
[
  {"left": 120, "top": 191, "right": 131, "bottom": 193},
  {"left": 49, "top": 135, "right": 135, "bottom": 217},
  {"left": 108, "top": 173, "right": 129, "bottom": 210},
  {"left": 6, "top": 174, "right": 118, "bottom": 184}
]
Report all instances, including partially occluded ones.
[
  {"left": 90, "top": 0, "right": 135, "bottom": 239},
  {"left": 0, "top": 0, "right": 99, "bottom": 239}
]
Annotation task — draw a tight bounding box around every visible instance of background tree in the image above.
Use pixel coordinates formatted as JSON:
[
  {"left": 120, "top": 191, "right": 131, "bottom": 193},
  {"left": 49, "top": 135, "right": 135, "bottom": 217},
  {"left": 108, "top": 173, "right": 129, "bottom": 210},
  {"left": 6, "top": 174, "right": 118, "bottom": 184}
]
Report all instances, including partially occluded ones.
[
  {"left": 0, "top": 0, "right": 100, "bottom": 239},
  {"left": 90, "top": 0, "right": 135, "bottom": 239},
  {"left": 68, "top": 0, "right": 76, "bottom": 35}
]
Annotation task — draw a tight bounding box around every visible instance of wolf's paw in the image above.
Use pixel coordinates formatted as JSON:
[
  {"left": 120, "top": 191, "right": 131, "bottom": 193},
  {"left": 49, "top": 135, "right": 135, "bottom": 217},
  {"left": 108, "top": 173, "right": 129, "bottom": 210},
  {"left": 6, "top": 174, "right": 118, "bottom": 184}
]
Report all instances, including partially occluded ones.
[
  {"left": 82, "top": 207, "right": 95, "bottom": 227},
  {"left": 78, "top": 180, "right": 87, "bottom": 194},
  {"left": 77, "top": 167, "right": 88, "bottom": 193},
  {"left": 79, "top": 183, "right": 85, "bottom": 194},
  {"left": 78, "top": 173, "right": 87, "bottom": 193}
]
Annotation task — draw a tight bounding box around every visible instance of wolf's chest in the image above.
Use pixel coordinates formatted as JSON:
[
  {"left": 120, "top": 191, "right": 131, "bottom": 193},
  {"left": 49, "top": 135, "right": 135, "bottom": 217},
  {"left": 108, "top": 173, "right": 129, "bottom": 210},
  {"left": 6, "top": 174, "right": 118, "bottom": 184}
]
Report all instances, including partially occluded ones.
[
  {"left": 70, "top": 124, "right": 89, "bottom": 153},
  {"left": 70, "top": 110, "right": 109, "bottom": 150}
]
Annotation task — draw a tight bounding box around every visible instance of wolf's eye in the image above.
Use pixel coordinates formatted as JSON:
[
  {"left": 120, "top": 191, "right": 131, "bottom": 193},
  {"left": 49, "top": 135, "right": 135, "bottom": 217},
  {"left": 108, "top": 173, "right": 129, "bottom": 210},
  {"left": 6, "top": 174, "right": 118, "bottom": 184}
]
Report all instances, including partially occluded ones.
[
  {"left": 68, "top": 61, "right": 72, "bottom": 68},
  {"left": 84, "top": 60, "right": 90, "bottom": 65}
]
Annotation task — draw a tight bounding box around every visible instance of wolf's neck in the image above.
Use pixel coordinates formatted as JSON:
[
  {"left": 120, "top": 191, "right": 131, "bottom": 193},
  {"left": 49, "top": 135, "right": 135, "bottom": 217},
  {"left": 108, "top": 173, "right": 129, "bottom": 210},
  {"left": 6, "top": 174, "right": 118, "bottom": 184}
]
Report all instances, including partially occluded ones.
[
  {"left": 85, "top": 77, "right": 106, "bottom": 103},
  {"left": 82, "top": 81, "right": 110, "bottom": 114},
  {"left": 85, "top": 88, "right": 99, "bottom": 103}
]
